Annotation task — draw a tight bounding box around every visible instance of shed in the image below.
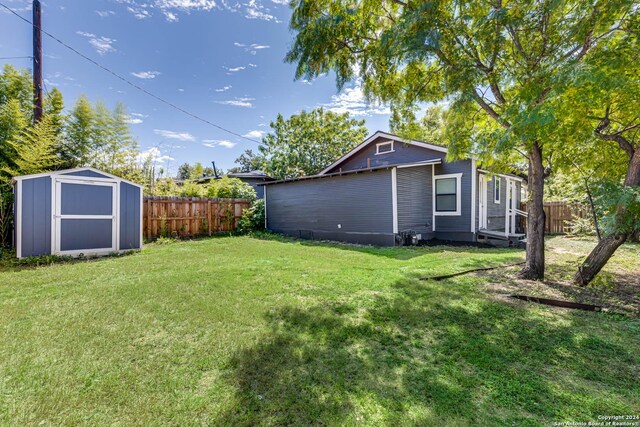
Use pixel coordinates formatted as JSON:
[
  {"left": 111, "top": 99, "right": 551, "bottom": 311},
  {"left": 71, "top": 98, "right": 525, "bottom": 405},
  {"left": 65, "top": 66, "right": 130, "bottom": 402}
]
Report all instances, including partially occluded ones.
[{"left": 12, "top": 167, "right": 143, "bottom": 259}]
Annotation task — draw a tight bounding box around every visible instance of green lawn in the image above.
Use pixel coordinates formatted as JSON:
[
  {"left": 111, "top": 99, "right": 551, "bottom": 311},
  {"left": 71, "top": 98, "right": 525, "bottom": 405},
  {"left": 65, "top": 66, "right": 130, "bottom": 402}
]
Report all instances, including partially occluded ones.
[{"left": 0, "top": 235, "right": 638, "bottom": 426}]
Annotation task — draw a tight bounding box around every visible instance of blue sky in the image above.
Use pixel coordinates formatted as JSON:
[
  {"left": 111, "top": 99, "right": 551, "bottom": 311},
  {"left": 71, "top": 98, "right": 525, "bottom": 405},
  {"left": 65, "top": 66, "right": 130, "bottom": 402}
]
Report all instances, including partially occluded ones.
[{"left": 0, "top": 0, "right": 392, "bottom": 175}]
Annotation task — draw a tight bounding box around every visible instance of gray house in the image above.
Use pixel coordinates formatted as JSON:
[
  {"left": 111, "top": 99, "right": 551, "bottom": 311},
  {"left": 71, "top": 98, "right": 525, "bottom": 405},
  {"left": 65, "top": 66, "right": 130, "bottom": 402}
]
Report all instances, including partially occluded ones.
[
  {"left": 227, "top": 170, "right": 274, "bottom": 198},
  {"left": 13, "top": 167, "right": 143, "bottom": 258},
  {"left": 262, "top": 131, "right": 525, "bottom": 246}
]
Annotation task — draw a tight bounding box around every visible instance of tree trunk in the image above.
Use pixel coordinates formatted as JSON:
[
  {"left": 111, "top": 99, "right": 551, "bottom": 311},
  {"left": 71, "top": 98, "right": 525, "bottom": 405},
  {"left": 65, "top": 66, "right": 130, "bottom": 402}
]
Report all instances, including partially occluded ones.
[
  {"left": 573, "top": 233, "right": 627, "bottom": 286},
  {"left": 519, "top": 142, "right": 546, "bottom": 280},
  {"left": 574, "top": 147, "right": 640, "bottom": 286}
]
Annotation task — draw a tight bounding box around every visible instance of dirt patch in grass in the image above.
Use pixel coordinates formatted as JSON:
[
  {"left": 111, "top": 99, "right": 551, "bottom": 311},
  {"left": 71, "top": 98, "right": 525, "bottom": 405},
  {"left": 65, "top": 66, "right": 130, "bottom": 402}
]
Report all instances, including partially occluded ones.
[{"left": 477, "top": 236, "right": 639, "bottom": 317}]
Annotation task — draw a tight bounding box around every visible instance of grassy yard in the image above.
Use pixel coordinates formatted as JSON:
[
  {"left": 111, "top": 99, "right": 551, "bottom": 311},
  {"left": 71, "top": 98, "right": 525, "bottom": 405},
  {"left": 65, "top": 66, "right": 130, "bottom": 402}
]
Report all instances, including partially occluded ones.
[{"left": 0, "top": 235, "right": 638, "bottom": 426}]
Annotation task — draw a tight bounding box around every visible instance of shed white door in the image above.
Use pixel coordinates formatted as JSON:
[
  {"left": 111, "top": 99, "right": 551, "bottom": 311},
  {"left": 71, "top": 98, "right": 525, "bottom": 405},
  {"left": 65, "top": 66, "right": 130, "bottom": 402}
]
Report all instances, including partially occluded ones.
[{"left": 53, "top": 178, "right": 118, "bottom": 256}]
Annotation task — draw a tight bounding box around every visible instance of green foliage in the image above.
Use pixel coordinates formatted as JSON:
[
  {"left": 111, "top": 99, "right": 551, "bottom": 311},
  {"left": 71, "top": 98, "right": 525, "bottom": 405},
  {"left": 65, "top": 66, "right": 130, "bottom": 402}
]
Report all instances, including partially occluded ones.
[
  {"left": 179, "top": 181, "right": 206, "bottom": 198},
  {"left": 233, "top": 107, "right": 367, "bottom": 180},
  {"left": 2, "top": 116, "right": 61, "bottom": 176},
  {"left": 237, "top": 199, "right": 265, "bottom": 234},
  {"left": 206, "top": 177, "right": 256, "bottom": 200},
  {"left": 230, "top": 149, "right": 267, "bottom": 174},
  {"left": 390, "top": 105, "right": 445, "bottom": 145},
  {"left": 593, "top": 180, "right": 640, "bottom": 236},
  {"left": 286, "top": 0, "right": 633, "bottom": 169}
]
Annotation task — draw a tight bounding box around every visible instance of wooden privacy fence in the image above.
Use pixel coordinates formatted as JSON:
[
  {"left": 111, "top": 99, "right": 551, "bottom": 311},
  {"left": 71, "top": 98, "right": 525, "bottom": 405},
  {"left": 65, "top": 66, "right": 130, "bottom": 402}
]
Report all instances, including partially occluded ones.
[
  {"left": 520, "top": 201, "right": 590, "bottom": 234},
  {"left": 143, "top": 196, "right": 251, "bottom": 240}
]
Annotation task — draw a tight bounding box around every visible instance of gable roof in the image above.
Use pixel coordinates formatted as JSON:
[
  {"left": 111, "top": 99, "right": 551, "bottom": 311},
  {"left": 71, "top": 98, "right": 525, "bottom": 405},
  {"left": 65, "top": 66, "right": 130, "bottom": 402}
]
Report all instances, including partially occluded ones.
[
  {"left": 11, "top": 167, "right": 144, "bottom": 188},
  {"left": 319, "top": 131, "right": 448, "bottom": 175}
]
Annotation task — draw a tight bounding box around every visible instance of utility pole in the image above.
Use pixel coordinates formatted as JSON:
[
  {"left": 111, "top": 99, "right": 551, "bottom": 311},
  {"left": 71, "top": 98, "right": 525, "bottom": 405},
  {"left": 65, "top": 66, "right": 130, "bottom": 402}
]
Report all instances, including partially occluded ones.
[{"left": 32, "top": 0, "right": 43, "bottom": 123}]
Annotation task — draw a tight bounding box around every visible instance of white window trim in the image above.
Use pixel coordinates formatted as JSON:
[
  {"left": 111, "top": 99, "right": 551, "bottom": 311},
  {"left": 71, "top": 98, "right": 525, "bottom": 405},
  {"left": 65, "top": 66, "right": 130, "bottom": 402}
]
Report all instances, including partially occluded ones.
[
  {"left": 494, "top": 177, "right": 501, "bottom": 204},
  {"left": 375, "top": 141, "right": 394, "bottom": 155},
  {"left": 433, "top": 173, "right": 463, "bottom": 216}
]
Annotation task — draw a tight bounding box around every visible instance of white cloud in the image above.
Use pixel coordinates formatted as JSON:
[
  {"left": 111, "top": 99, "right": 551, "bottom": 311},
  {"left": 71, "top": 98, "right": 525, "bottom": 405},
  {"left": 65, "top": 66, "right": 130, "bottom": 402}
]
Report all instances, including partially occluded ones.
[
  {"left": 234, "top": 42, "right": 270, "bottom": 55},
  {"left": 127, "top": 6, "right": 151, "bottom": 19},
  {"left": 225, "top": 66, "right": 246, "bottom": 73},
  {"left": 96, "top": 10, "right": 116, "bottom": 17},
  {"left": 243, "top": 130, "right": 265, "bottom": 139},
  {"left": 154, "top": 129, "right": 196, "bottom": 141},
  {"left": 125, "top": 117, "right": 143, "bottom": 124},
  {"left": 131, "top": 71, "right": 161, "bottom": 79},
  {"left": 163, "top": 11, "right": 179, "bottom": 21},
  {"left": 76, "top": 31, "right": 116, "bottom": 55},
  {"left": 245, "top": 0, "right": 280, "bottom": 22},
  {"left": 131, "top": 112, "right": 148, "bottom": 118},
  {"left": 215, "top": 97, "right": 255, "bottom": 108},
  {"left": 202, "top": 140, "right": 237, "bottom": 148},
  {"left": 271, "top": 0, "right": 289, "bottom": 4},
  {"left": 215, "top": 85, "right": 232, "bottom": 92},
  {"left": 322, "top": 82, "right": 390, "bottom": 117},
  {"left": 137, "top": 147, "right": 175, "bottom": 164}
]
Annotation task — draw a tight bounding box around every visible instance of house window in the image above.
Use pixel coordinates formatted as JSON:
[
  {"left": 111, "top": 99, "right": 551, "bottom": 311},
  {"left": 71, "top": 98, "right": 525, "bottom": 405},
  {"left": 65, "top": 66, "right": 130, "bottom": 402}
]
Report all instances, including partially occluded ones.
[
  {"left": 433, "top": 173, "right": 462, "bottom": 216},
  {"left": 375, "top": 141, "right": 394, "bottom": 155},
  {"left": 494, "top": 177, "right": 501, "bottom": 204}
]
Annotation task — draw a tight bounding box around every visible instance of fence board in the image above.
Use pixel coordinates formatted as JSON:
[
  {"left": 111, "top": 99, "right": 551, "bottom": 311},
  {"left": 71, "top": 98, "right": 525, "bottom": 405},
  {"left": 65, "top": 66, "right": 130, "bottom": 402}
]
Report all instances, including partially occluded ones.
[
  {"left": 143, "top": 196, "right": 251, "bottom": 240},
  {"left": 520, "top": 201, "right": 590, "bottom": 234}
]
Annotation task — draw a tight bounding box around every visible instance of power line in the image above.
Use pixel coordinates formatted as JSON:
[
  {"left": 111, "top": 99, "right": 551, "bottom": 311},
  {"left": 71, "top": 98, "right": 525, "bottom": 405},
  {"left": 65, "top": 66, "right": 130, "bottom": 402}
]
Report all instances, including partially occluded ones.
[
  {"left": 0, "top": 1, "right": 262, "bottom": 145},
  {"left": 0, "top": 56, "right": 33, "bottom": 60}
]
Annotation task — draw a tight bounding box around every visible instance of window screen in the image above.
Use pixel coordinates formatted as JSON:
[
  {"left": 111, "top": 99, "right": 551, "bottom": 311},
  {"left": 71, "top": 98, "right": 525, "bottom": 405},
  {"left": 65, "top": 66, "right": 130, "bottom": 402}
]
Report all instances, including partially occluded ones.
[
  {"left": 494, "top": 178, "right": 501, "bottom": 203},
  {"left": 376, "top": 142, "right": 393, "bottom": 154},
  {"left": 436, "top": 178, "right": 457, "bottom": 212}
]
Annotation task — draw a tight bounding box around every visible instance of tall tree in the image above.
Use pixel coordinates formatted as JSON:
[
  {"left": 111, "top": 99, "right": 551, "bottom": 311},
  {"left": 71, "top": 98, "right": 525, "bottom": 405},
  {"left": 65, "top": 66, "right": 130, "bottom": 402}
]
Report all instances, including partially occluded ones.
[
  {"left": 390, "top": 105, "right": 445, "bottom": 145},
  {"left": 63, "top": 95, "right": 95, "bottom": 167},
  {"left": 286, "top": 0, "right": 634, "bottom": 280},
  {"left": 257, "top": 107, "right": 367, "bottom": 179},
  {"left": 230, "top": 149, "right": 267, "bottom": 174},
  {"left": 552, "top": 14, "right": 640, "bottom": 286},
  {"left": 2, "top": 116, "right": 60, "bottom": 176}
]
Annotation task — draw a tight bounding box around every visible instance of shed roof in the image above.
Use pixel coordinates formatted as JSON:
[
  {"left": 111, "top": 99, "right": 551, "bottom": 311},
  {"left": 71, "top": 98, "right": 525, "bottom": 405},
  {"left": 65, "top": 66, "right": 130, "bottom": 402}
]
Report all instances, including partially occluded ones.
[
  {"left": 11, "top": 167, "right": 144, "bottom": 188},
  {"left": 228, "top": 170, "right": 273, "bottom": 179}
]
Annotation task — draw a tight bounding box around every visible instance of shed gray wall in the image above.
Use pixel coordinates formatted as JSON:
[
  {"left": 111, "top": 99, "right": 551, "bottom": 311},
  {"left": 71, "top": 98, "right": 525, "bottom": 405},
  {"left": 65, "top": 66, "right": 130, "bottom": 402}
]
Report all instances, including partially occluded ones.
[
  {"left": 433, "top": 160, "right": 475, "bottom": 242},
  {"left": 266, "top": 169, "right": 395, "bottom": 246},
  {"left": 396, "top": 166, "right": 433, "bottom": 238},
  {"left": 325, "top": 136, "right": 443, "bottom": 173},
  {"left": 119, "top": 182, "right": 141, "bottom": 250},
  {"left": 19, "top": 176, "right": 52, "bottom": 257}
]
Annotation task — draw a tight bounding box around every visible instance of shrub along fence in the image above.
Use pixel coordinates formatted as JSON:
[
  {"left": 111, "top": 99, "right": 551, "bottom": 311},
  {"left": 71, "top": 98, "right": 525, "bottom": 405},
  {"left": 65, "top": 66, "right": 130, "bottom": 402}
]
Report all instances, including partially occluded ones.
[
  {"left": 143, "top": 196, "right": 251, "bottom": 240},
  {"left": 520, "top": 201, "right": 590, "bottom": 234}
]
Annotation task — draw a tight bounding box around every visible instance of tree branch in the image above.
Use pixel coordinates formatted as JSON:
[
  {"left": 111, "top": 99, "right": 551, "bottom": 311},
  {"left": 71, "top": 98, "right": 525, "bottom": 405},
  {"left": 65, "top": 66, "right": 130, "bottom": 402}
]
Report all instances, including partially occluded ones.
[{"left": 471, "top": 90, "right": 511, "bottom": 128}]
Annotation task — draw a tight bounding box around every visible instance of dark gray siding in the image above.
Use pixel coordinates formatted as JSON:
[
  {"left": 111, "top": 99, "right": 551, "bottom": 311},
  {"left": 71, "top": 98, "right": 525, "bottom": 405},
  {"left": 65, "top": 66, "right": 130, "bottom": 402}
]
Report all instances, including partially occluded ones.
[
  {"left": 20, "top": 176, "right": 51, "bottom": 257},
  {"left": 119, "top": 182, "right": 141, "bottom": 250},
  {"left": 325, "top": 136, "right": 444, "bottom": 173},
  {"left": 61, "top": 170, "right": 111, "bottom": 179},
  {"left": 266, "top": 169, "right": 395, "bottom": 246},
  {"left": 397, "top": 166, "right": 433, "bottom": 237},
  {"left": 433, "top": 160, "right": 474, "bottom": 241},
  {"left": 238, "top": 178, "right": 266, "bottom": 198}
]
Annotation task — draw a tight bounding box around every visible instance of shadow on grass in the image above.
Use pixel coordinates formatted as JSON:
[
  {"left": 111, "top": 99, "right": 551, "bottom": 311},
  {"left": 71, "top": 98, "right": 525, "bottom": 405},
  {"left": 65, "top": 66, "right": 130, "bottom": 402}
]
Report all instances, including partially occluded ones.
[
  {"left": 249, "top": 231, "right": 523, "bottom": 261},
  {"left": 215, "top": 276, "right": 638, "bottom": 425}
]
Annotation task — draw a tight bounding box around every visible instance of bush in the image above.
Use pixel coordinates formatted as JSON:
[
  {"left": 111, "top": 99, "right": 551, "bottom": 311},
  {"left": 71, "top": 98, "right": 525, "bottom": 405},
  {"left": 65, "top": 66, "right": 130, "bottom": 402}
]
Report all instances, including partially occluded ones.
[
  {"left": 179, "top": 181, "right": 205, "bottom": 198},
  {"left": 237, "top": 199, "right": 265, "bottom": 234},
  {"left": 206, "top": 176, "right": 256, "bottom": 201}
]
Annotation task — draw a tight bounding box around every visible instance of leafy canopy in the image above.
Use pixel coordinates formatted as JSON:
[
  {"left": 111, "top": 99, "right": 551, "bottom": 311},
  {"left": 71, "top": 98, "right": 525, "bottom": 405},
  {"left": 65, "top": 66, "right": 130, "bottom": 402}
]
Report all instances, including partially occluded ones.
[
  {"left": 235, "top": 107, "right": 368, "bottom": 180},
  {"left": 286, "top": 0, "right": 634, "bottom": 169}
]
